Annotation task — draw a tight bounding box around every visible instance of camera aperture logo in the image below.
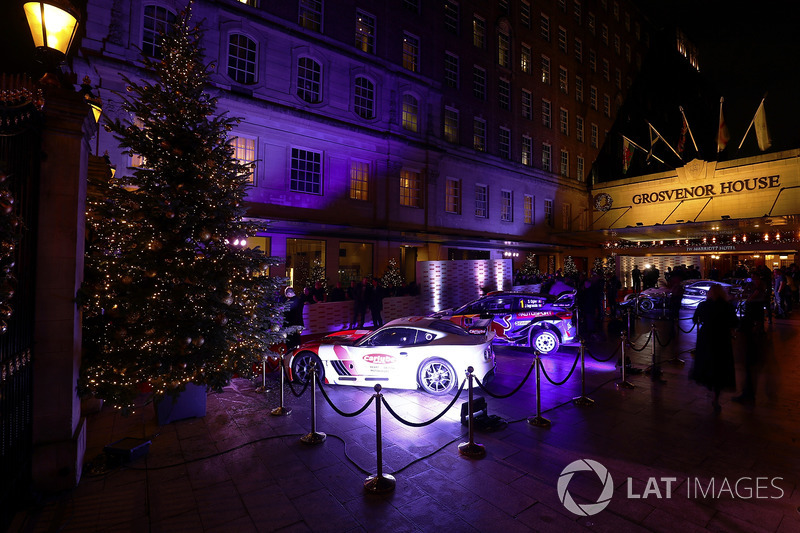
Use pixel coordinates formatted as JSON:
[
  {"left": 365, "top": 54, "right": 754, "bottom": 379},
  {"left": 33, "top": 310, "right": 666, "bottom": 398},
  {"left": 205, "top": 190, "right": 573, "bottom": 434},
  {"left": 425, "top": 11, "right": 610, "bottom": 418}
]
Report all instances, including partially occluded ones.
[{"left": 557, "top": 459, "right": 614, "bottom": 516}]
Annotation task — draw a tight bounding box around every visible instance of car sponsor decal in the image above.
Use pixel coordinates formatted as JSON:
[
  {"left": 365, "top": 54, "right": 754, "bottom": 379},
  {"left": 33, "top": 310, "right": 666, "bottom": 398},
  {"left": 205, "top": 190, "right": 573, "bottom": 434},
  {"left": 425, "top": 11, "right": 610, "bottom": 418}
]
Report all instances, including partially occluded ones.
[{"left": 363, "top": 353, "right": 396, "bottom": 365}]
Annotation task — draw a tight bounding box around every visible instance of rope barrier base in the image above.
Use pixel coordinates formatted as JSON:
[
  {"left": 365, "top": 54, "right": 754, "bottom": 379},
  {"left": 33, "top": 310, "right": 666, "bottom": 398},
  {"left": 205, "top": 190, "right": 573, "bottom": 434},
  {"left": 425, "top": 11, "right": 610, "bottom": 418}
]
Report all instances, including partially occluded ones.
[
  {"left": 255, "top": 386, "right": 271, "bottom": 393},
  {"left": 364, "top": 473, "right": 396, "bottom": 493},
  {"left": 616, "top": 380, "right": 635, "bottom": 390},
  {"left": 270, "top": 406, "right": 292, "bottom": 416},
  {"left": 527, "top": 415, "right": 551, "bottom": 428},
  {"left": 572, "top": 395, "right": 595, "bottom": 406},
  {"left": 458, "top": 441, "right": 486, "bottom": 458},
  {"left": 666, "top": 356, "right": 685, "bottom": 365},
  {"left": 300, "top": 431, "right": 326, "bottom": 445}
]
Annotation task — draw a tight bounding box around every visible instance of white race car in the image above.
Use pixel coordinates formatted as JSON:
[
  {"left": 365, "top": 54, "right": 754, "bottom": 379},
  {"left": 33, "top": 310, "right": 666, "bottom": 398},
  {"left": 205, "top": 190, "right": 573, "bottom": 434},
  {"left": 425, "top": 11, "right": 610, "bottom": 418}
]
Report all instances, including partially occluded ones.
[{"left": 287, "top": 316, "right": 496, "bottom": 395}]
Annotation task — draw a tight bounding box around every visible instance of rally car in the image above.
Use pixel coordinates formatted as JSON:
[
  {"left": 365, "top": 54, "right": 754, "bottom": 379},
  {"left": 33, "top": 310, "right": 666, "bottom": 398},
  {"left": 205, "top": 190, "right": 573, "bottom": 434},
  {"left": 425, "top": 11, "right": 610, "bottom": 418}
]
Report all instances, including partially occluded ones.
[
  {"left": 287, "top": 316, "right": 496, "bottom": 395},
  {"left": 431, "top": 291, "right": 577, "bottom": 354}
]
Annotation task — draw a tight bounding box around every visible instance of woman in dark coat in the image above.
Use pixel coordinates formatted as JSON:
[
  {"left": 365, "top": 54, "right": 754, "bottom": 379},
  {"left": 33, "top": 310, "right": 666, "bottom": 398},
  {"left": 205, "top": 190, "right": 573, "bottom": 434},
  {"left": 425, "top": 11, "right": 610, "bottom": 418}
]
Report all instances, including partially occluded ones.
[{"left": 691, "top": 284, "right": 738, "bottom": 412}]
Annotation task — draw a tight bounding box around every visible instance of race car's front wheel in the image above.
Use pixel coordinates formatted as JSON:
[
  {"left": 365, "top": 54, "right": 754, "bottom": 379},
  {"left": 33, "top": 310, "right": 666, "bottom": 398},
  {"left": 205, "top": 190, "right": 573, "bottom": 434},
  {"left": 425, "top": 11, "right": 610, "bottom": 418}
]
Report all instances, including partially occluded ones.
[
  {"left": 530, "top": 329, "right": 559, "bottom": 354},
  {"left": 638, "top": 298, "right": 655, "bottom": 313},
  {"left": 418, "top": 358, "right": 457, "bottom": 395},
  {"left": 291, "top": 352, "right": 324, "bottom": 384}
]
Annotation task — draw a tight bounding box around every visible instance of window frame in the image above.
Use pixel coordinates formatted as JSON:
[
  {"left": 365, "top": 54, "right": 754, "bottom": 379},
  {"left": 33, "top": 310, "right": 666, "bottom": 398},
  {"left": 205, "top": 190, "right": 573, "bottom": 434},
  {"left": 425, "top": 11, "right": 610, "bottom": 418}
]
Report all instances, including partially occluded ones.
[{"left": 290, "top": 146, "right": 323, "bottom": 195}]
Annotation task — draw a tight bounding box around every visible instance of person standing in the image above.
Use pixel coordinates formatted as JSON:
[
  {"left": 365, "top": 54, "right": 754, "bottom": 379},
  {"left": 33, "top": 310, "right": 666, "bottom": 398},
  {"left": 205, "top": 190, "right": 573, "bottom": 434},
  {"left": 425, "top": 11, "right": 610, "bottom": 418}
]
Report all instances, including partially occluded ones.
[
  {"left": 352, "top": 277, "right": 371, "bottom": 328},
  {"left": 369, "top": 277, "right": 384, "bottom": 327},
  {"left": 631, "top": 265, "right": 641, "bottom": 293},
  {"left": 606, "top": 274, "right": 622, "bottom": 316},
  {"left": 690, "top": 284, "right": 738, "bottom": 412},
  {"left": 733, "top": 279, "right": 767, "bottom": 406},
  {"left": 283, "top": 287, "right": 305, "bottom": 352}
]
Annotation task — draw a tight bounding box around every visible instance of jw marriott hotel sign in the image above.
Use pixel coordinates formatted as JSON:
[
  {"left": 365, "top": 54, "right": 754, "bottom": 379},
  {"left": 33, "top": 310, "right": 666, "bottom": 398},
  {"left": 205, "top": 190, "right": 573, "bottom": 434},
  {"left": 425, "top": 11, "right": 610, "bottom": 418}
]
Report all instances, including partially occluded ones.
[{"left": 631, "top": 175, "right": 781, "bottom": 205}]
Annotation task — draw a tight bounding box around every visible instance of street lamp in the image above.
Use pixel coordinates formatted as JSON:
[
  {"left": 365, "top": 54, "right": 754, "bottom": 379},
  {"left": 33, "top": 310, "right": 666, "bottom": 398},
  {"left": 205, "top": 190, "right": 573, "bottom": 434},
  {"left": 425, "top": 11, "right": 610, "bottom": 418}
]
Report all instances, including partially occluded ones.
[{"left": 23, "top": 0, "right": 79, "bottom": 74}]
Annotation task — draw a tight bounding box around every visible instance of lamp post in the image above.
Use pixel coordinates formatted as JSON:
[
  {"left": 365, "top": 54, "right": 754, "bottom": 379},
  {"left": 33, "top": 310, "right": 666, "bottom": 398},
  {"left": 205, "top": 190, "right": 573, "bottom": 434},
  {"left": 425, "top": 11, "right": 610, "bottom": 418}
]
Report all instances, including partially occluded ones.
[{"left": 23, "top": 0, "right": 79, "bottom": 84}]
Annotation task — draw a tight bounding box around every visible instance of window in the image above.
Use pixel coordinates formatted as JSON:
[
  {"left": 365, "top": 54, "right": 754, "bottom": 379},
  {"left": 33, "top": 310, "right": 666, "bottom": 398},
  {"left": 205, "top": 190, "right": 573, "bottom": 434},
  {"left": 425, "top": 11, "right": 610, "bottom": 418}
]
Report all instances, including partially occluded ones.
[
  {"left": 625, "top": 44, "right": 631, "bottom": 63},
  {"left": 603, "top": 93, "right": 611, "bottom": 117},
  {"left": 573, "top": 1, "right": 582, "bottom": 25},
  {"left": 349, "top": 160, "right": 369, "bottom": 200},
  {"left": 403, "top": 0, "right": 418, "bottom": 12},
  {"left": 615, "top": 68, "right": 622, "bottom": 89},
  {"left": 577, "top": 155, "right": 585, "bottom": 182},
  {"left": 614, "top": 34, "right": 621, "bottom": 55},
  {"left": 444, "top": 52, "right": 459, "bottom": 88},
  {"left": 232, "top": 135, "right": 256, "bottom": 183},
  {"left": 399, "top": 169, "right": 422, "bottom": 208},
  {"left": 560, "top": 149, "right": 569, "bottom": 177},
  {"left": 521, "top": 135, "right": 532, "bottom": 166},
  {"left": 403, "top": 33, "right": 419, "bottom": 72},
  {"left": 291, "top": 147, "right": 322, "bottom": 194},
  {"left": 499, "top": 0, "right": 509, "bottom": 15},
  {"left": 473, "top": 117, "right": 486, "bottom": 151},
  {"left": 446, "top": 177, "right": 461, "bottom": 214},
  {"left": 562, "top": 203, "right": 572, "bottom": 229},
  {"left": 542, "top": 143, "right": 552, "bottom": 171},
  {"left": 402, "top": 94, "right": 419, "bottom": 132},
  {"left": 475, "top": 185, "right": 488, "bottom": 218},
  {"left": 227, "top": 34, "right": 257, "bottom": 84},
  {"left": 541, "top": 55, "right": 550, "bottom": 84},
  {"left": 142, "top": 5, "right": 175, "bottom": 58},
  {"left": 613, "top": 1, "right": 619, "bottom": 19},
  {"left": 355, "top": 10, "right": 375, "bottom": 53},
  {"left": 590, "top": 85, "right": 598, "bottom": 110},
  {"left": 591, "top": 123, "right": 598, "bottom": 148},
  {"left": 473, "top": 16, "right": 486, "bottom": 48},
  {"left": 574, "top": 38, "right": 583, "bottom": 62},
  {"left": 602, "top": 58, "right": 610, "bottom": 81},
  {"left": 521, "top": 1, "right": 531, "bottom": 27},
  {"left": 521, "top": 89, "right": 532, "bottom": 120},
  {"left": 625, "top": 11, "right": 631, "bottom": 31},
  {"left": 544, "top": 199, "right": 554, "bottom": 226},
  {"left": 524, "top": 195, "right": 534, "bottom": 223},
  {"left": 540, "top": 14, "right": 550, "bottom": 41},
  {"left": 498, "top": 32, "right": 510, "bottom": 68},
  {"left": 559, "top": 66, "right": 568, "bottom": 93},
  {"left": 444, "top": 107, "right": 459, "bottom": 143},
  {"left": 601, "top": 24, "right": 609, "bottom": 45},
  {"left": 501, "top": 190, "right": 513, "bottom": 222},
  {"left": 541, "top": 100, "right": 551, "bottom": 128},
  {"left": 558, "top": 27, "right": 568, "bottom": 53},
  {"left": 297, "top": 57, "right": 322, "bottom": 103},
  {"left": 575, "top": 76, "right": 583, "bottom": 102},
  {"left": 499, "top": 127, "right": 511, "bottom": 159},
  {"left": 588, "top": 12, "right": 596, "bottom": 35},
  {"left": 299, "top": 0, "right": 323, "bottom": 32},
  {"left": 520, "top": 44, "right": 532, "bottom": 73},
  {"left": 559, "top": 108, "right": 568, "bottom": 135},
  {"left": 589, "top": 49, "right": 596, "bottom": 72},
  {"left": 498, "top": 79, "right": 511, "bottom": 110},
  {"left": 473, "top": 66, "right": 486, "bottom": 100},
  {"left": 576, "top": 116, "right": 585, "bottom": 142},
  {"left": 444, "top": 1, "right": 459, "bottom": 34},
  {"left": 354, "top": 77, "right": 375, "bottom": 119},
  {"left": 558, "top": 0, "right": 567, "bottom": 12},
  {"left": 635, "top": 21, "right": 640, "bottom": 40}
]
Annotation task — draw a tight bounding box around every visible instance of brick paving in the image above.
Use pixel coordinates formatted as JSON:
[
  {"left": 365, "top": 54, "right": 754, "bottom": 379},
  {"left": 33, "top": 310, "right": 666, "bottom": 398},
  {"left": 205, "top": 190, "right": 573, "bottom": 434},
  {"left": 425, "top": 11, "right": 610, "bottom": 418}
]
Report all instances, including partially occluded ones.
[{"left": 11, "top": 313, "right": 800, "bottom": 532}]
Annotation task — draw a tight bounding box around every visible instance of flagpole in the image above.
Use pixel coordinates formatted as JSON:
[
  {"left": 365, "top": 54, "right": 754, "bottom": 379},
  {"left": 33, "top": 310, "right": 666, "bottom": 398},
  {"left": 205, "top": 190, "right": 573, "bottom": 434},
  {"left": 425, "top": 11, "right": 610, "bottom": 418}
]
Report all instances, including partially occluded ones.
[
  {"left": 679, "top": 106, "right": 699, "bottom": 151},
  {"left": 737, "top": 96, "right": 766, "bottom": 150},
  {"left": 623, "top": 134, "right": 664, "bottom": 164},
  {"left": 717, "top": 97, "right": 725, "bottom": 153},
  {"left": 650, "top": 122, "right": 682, "bottom": 161}
]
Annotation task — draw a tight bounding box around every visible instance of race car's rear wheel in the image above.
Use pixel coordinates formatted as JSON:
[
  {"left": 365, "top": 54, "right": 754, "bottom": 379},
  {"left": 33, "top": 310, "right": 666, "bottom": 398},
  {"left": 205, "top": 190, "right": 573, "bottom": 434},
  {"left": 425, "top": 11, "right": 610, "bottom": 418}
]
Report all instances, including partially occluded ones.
[
  {"left": 638, "top": 298, "right": 655, "bottom": 313},
  {"left": 418, "top": 358, "right": 457, "bottom": 395},
  {"left": 529, "top": 328, "right": 559, "bottom": 354},
  {"left": 291, "top": 352, "right": 324, "bottom": 383}
]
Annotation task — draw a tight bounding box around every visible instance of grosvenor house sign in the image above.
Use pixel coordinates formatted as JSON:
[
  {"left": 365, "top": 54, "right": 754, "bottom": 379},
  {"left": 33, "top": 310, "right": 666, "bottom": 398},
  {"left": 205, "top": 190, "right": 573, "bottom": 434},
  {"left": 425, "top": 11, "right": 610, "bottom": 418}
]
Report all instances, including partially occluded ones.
[{"left": 631, "top": 174, "right": 781, "bottom": 205}]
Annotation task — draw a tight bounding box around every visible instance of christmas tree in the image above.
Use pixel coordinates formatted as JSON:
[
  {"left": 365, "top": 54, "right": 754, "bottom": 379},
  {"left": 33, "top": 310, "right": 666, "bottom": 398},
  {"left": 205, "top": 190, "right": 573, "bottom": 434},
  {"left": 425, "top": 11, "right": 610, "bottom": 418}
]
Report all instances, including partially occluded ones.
[
  {"left": 79, "top": 5, "right": 290, "bottom": 411},
  {"left": 517, "top": 253, "right": 540, "bottom": 281},
  {"left": 563, "top": 256, "right": 578, "bottom": 278},
  {"left": 307, "top": 258, "right": 327, "bottom": 292},
  {"left": 381, "top": 258, "right": 404, "bottom": 294}
]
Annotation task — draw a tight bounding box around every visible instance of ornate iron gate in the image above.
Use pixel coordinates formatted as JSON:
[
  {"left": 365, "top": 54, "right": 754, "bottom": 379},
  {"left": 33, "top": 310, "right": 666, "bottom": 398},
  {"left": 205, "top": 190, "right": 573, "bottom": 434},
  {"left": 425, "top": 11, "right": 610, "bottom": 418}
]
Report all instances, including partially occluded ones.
[{"left": 0, "top": 74, "right": 41, "bottom": 531}]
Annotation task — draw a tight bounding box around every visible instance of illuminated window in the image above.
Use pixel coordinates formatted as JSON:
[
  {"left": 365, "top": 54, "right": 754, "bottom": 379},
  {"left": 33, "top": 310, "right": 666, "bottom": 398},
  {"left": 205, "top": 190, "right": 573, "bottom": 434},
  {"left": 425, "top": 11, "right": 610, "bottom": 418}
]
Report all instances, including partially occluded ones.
[
  {"left": 542, "top": 143, "right": 552, "bottom": 172},
  {"left": 400, "top": 169, "right": 422, "bottom": 208},
  {"left": 501, "top": 190, "right": 513, "bottom": 222},
  {"left": 444, "top": 107, "right": 459, "bottom": 143},
  {"left": 498, "top": 78, "right": 511, "bottom": 110},
  {"left": 402, "top": 94, "right": 419, "bottom": 132},
  {"left": 297, "top": 57, "right": 322, "bottom": 103},
  {"left": 473, "top": 117, "right": 486, "bottom": 151},
  {"left": 541, "top": 55, "right": 551, "bottom": 84},
  {"left": 499, "top": 127, "right": 511, "bottom": 159},
  {"left": 142, "top": 5, "right": 175, "bottom": 58},
  {"left": 521, "top": 135, "right": 533, "bottom": 166},
  {"left": 232, "top": 135, "right": 256, "bottom": 183},
  {"left": 444, "top": 1, "right": 459, "bottom": 34},
  {"left": 354, "top": 77, "right": 375, "bottom": 119},
  {"left": 130, "top": 117, "right": 149, "bottom": 168},
  {"left": 445, "top": 177, "right": 461, "bottom": 214},
  {"left": 475, "top": 184, "right": 488, "bottom": 218},
  {"left": 473, "top": 16, "right": 486, "bottom": 48},
  {"left": 299, "top": 0, "right": 323, "bottom": 32},
  {"left": 521, "top": 43, "right": 532, "bottom": 73},
  {"left": 349, "top": 160, "right": 369, "bottom": 200},
  {"left": 524, "top": 194, "right": 534, "bottom": 224},
  {"left": 445, "top": 52, "right": 459, "bottom": 88},
  {"left": 403, "top": 32, "right": 419, "bottom": 72},
  {"left": 290, "top": 147, "right": 322, "bottom": 194},
  {"left": 355, "top": 10, "right": 375, "bottom": 53},
  {"left": 498, "top": 32, "right": 510, "bottom": 67},
  {"left": 227, "top": 34, "right": 257, "bottom": 84}
]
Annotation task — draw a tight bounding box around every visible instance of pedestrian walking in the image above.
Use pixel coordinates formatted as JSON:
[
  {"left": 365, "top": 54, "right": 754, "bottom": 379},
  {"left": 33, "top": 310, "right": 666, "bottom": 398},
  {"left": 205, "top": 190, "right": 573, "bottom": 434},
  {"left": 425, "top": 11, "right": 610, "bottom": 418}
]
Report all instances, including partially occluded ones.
[{"left": 631, "top": 265, "right": 641, "bottom": 293}]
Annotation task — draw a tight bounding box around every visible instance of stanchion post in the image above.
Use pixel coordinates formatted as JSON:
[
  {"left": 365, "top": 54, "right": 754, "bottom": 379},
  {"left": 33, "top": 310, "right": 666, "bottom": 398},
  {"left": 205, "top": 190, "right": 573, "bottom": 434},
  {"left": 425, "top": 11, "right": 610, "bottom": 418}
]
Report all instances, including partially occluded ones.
[
  {"left": 572, "top": 339, "right": 594, "bottom": 406},
  {"left": 364, "top": 384, "right": 396, "bottom": 493},
  {"left": 617, "top": 331, "right": 635, "bottom": 389},
  {"left": 255, "top": 358, "right": 269, "bottom": 393},
  {"left": 459, "top": 366, "right": 486, "bottom": 458},
  {"left": 271, "top": 354, "right": 292, "bottom": 416},
  {"left": 300, "top": 362, "right": 326, "bottom": 444},
  {"left": 527, "top": 351, "right": 551, "bottom": 428},
  {"left": 647, "top": 323, "right": 664, "bottom": 382}
]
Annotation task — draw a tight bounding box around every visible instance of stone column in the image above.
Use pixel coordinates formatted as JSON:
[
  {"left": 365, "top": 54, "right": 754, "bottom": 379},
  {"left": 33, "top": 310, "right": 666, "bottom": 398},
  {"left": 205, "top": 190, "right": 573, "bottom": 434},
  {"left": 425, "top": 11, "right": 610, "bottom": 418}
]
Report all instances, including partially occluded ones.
[{"left": 31, "top": 86, "right": 93, "bottom": 492}]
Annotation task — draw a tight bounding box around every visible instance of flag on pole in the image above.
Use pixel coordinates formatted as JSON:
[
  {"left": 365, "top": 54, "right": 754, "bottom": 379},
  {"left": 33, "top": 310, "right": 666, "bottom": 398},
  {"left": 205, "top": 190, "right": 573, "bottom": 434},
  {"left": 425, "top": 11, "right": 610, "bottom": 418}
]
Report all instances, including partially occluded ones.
[
  {"left": 622, "top": 136, "right": 633, "bottom": 173},
  {"left": 677, "top": 115, "right": 688, "bottom": 154},
  {"left": 717, "top": 98, "right": 730, "bottom": 152},
  {"left": 754, "top": 100, "right": 771, "bottom": 151},
  {"left": 646, "top": 123, "right": 658, "bottom": 161}
]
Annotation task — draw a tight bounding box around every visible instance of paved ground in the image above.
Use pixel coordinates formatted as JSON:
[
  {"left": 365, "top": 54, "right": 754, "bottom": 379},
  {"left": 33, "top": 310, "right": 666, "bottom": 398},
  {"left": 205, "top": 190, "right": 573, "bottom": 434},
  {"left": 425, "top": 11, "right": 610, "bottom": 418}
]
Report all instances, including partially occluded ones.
[{"left": 11, "top": 313, "right": 800, "bottom": 532}]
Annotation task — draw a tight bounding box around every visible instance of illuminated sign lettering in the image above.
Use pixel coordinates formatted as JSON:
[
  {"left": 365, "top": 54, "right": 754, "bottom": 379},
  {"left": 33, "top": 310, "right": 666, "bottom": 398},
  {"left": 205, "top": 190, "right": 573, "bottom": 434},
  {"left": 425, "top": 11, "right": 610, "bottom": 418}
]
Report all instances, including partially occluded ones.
[
  {"left": 363, "top": 354, "right": 396, "bottom": 364},
  {"left": 631, "top": 175, "right": 780, "bottom": 205}
]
